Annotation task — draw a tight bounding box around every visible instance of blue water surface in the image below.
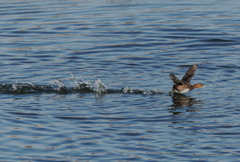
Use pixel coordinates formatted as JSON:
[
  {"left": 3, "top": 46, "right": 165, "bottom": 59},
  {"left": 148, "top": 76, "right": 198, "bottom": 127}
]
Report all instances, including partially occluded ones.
[{"left": 1, "top": 0, "right": 240, "bottom": 161}]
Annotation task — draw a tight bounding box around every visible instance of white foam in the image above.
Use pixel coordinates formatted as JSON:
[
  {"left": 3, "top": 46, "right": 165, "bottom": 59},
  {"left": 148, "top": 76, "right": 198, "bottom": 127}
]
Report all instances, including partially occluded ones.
[
  {"left": 52, "top": 79, "right": 66, "bottom": 91},
  {"left": 94, "top": 79, "right": 106, "bottom": 93},
  {"left": 121, "top": 87, "right": 133, "bottom": 93}
]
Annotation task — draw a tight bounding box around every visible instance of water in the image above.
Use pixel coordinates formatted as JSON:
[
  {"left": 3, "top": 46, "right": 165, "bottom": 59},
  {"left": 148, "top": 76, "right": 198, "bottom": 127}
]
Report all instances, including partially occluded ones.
[{"left": 1, "top": 0, "right": 240, "bottom": 161}]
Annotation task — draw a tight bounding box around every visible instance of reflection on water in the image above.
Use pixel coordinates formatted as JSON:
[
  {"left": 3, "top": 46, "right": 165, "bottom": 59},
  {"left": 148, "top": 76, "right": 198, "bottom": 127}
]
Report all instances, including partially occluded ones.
[
  {"left": 172, "top": 94, "right": 196, "bottom": 107},
  {"left": 169, "top": 94, "right": 202, "bottom": 114}
]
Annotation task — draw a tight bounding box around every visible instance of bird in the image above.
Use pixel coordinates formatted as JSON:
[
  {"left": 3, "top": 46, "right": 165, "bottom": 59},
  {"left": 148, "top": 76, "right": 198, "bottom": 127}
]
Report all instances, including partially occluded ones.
[{"left": 169, "top": 64, "right": 204, "bottom": 95}]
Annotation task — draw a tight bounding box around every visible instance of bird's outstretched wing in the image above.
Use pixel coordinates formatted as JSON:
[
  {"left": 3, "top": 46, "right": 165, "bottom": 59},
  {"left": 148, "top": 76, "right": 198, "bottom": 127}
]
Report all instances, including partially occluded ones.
[
  {"left": 181, "top": 64, "right": 198, "bottom": 83},
  {"left": 170, "top": 73, "right": 182, "bottom": 84}
]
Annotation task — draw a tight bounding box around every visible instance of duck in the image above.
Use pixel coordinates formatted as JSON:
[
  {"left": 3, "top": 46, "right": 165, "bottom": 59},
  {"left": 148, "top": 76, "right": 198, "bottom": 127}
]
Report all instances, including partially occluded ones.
[{"left": 169, "top": 64, "right": 204, "bottom": 95}]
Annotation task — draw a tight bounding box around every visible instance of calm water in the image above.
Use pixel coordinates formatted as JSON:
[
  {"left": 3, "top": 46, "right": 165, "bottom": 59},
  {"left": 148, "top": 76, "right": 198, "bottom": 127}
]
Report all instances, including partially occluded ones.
[{"left": 1, "top": 0, "right": 240, "bottom": 161}]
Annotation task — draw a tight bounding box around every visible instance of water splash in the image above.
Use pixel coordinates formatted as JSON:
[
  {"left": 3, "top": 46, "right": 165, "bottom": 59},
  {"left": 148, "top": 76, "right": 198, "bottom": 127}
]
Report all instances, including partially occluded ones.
[
  {"left": 121, "top": 87, "right": 133, "bottom": 93},
  {"left": 52, "top": 80, "right": 67, "bottom": 92},
  {"left": 51, "top": 74, "right": 94, "bottom": 93},
  {"left": 70, "top": 72, "right": 84, "bottom": 89},
  {"left": 0, "top": 82, "right": 53, "bottom": 94},
  {"left": 0, "top": 76, "right": 163, "bottom": 95},
  {"left": 93, "top": 79, "right": 106, "bottom": 94},
  {"left": 120, "top": 86, "right": 163, "bottom": 95}
]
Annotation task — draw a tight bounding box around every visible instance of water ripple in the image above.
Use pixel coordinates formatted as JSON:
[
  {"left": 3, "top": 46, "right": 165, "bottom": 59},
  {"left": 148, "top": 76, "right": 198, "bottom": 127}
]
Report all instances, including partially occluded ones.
[{"left": 1, "top": 0, "right": 240, "bottom": 161}]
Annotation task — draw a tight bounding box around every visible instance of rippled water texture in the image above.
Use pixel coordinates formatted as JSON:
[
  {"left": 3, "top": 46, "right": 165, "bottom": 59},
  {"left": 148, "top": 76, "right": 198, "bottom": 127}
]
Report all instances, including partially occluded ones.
[{"left": 1, "top": 0, "right": 240, "bottom": 161}]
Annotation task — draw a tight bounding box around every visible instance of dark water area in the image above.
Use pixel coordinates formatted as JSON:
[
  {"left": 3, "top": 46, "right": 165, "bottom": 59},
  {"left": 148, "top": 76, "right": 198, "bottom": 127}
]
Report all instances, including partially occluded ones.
[{"left": 1, "top": 0, "right": 240, "bottom": 161}]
